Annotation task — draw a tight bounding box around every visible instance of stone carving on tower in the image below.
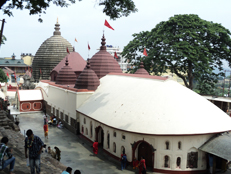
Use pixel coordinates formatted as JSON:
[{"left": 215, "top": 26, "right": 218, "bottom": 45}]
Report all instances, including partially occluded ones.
[{"left": 22, "top": 70, "right": 35, "bottom": 89}]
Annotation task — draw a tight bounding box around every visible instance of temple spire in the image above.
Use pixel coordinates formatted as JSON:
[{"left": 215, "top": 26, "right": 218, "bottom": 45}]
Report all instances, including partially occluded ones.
[
  {"left": 100, "top": 34, "right": 106, "bottom": 50},
  {"left": 65, "top": 56, "right": 69, "bottom": 66},
  {"left": 53, "top": 20, "right": 61, "bottom": 35}
]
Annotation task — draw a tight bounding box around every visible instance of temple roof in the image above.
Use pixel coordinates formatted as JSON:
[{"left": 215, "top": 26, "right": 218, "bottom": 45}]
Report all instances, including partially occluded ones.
[
  {"left": 32, "top": 21, "right": 73, "bottom": 81},
  {"left": 51, "top": 51, "right": 86, "bottom": 74},
  {"left": 90, "top": 34, "right": 122, "bottom": 79},
  {"left": 74, "top": 60, "right": 100, "bottom": 91},
  {"left": 134, "top": 62, "right": 149, "bottom": 75},
  {"left": 55, "top": 56, "right": 76, "bottom": 85}
]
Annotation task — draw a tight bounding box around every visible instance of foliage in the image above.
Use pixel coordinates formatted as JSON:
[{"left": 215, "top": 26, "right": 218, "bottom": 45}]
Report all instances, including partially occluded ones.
[
  {"left": 0, "top": 0, "right": 137, "bottom": 22},
  {"left": 0, "top": 31, "right": 7, "bottom": 45},
  {"left": 0, "top": 69, "right": 7, "bottom": 83},
  {"left": 121, "top": 14, "right": 231, "bottom": 91}
]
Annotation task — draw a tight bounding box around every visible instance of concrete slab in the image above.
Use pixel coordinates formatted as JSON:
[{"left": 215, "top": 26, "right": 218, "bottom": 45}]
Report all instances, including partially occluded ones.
[{"left": 19, "top": 112, "right": 135, "bottom": 174}]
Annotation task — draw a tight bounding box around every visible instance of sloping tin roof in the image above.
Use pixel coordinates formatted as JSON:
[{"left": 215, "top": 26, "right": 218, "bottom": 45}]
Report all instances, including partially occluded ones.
[
  {"left": 77, "top": 74, "right": 231, "bottom": 135},
  {"left": 18, "top": 90, "right": 43, "bottom": 101},
  {"left": 199, "top": 132, "right": 231, "bottom": 161},
  {"left": 52, "top": 52, "right": 86, "bottom": 73},
  {"left": 0, "top": 59, "right": 27, "bottom": 67}
]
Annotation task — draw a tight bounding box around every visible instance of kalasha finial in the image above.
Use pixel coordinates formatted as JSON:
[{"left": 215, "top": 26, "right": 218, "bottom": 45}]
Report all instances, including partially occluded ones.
[
  {"left": 65, "top": 56, "right": 69, "bottom": 66},
  {"left": 100, "top": 34, "right": 106, "bottom": 50},
  {"left": 73, "top": 47, "right": 75, "bottom": 52},
  {"left": 140, "top": 62, "right": 144, "bottom": 68},
  {"left": 54, "top": 19, "right": 61, "bottom": 35},
  {"left": 86, "top": 59, "right": 90, "bottom": 69}
]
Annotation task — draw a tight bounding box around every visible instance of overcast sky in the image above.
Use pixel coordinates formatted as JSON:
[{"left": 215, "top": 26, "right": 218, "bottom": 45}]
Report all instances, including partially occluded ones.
[{"left": 1, "top": 0, "right": 231, "bottom": 69}]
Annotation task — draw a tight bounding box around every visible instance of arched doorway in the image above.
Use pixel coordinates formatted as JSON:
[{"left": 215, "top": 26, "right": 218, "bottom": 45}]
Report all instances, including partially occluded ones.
[
  {"left": 138, "top": 141, "right": 153, "bottom": 168},
  {"left": 95, "top": 126, "right": 104, "bottom": 148}
]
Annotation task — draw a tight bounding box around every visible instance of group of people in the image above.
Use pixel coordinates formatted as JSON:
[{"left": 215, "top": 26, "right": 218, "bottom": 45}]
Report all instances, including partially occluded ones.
[
  {"left": 120, "top": 151, "right": 146, "bottom": 174},
  {"left": 47, "top": 146, "right": 61, "bottom": 161},
  {"left": 61, "top": 167, "right": 81, "bottom": 174}
]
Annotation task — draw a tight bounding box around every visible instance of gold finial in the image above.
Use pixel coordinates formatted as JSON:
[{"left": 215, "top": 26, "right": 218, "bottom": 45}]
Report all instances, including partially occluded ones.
[{"left": 57, "top": 17, "right": 58, "bottom": 23}]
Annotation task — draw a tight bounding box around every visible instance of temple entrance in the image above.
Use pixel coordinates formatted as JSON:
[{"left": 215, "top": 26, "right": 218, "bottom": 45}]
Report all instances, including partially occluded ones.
[
  {"left": 95, "top": 126, "right": 104, "bottom": 148},
  {"left": 138, "top": 141, "right": 153, "bottom": 168}
]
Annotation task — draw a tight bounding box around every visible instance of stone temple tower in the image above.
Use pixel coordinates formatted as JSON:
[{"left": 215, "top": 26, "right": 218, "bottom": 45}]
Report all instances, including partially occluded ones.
[{"left": 32, "top": 20, "right": 73, "bottom": 81}]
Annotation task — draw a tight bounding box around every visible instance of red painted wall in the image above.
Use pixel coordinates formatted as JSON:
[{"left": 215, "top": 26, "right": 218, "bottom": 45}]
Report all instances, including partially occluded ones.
[{"left": 20, "top": 100, "right": 43, "bottom": 112}]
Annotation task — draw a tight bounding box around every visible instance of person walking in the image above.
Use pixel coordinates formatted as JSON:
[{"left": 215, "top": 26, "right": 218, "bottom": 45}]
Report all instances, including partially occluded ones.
[
  {"left": 93, "top": 141, "right": 98, "bottom": 155},
  {"left": 139, "top": 156, "right": 146, "bottom": 174},
  {"left": 121, "top": 151, "right": 127, "bottom": 171},
  {"left": 0, "top": 137, "right": 15, "bottom": 174},
  {"left": 54, "top": 146, "right": 61, "bottom": 161},
  {"left": 25, "top": 129, "right": 44, "bottom": 174},
  {"left": 43, "top": 123, "right": 48, "bottom": 139}
]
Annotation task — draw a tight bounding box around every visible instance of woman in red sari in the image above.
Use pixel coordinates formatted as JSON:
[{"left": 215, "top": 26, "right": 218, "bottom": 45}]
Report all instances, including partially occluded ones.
[
  {"left": 43, "top": 123, "right": 48, "bottom": 139},
  {"left": 93, "top": 141, "right": 98, "bottom": 155},
  {"left": 139, "top": 156, "right": 146, "bottom": 174}
]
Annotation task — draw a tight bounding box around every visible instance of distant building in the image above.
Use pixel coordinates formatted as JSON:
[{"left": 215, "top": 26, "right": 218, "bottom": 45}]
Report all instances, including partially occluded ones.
[
  {"left": 0, "top": 53, "right": 27, "bottom": 77},
  {"left": 21, "top": 53, "right": 34, "bottom": 66}
]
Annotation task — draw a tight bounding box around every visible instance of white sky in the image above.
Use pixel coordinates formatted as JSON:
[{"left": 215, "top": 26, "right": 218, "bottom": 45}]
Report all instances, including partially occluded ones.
[{"left": 0, "top": 0, "right": 231, "bottom": 69}]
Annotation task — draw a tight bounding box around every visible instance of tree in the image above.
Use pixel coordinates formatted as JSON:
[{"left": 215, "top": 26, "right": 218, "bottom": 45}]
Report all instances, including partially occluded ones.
[
  {"left": 0, "top": 69, "right": 7, "bottom": 83},
  {"left": 122, "top": 14, "right": 231, "bottom": 91},
  {"left": 1, "top": 31, "right": 6, "bottom": 45},
  {"left": 0, "top": 0, "right": 137, "bottom": 22}
]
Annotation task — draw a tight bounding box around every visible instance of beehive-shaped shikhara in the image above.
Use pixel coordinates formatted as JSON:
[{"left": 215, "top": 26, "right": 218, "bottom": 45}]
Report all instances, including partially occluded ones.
[
  {"left": 32, "top": 21, "right": 73, "bottom": 81},
  {"left": 74, "top": 60, "right": 100, "bottom": 90},
  {"left": 90, "top": 34, "right": 122, "bottom": 79},
  {"left": 134, "top": 62, "right": 149, "bottom": 75}
]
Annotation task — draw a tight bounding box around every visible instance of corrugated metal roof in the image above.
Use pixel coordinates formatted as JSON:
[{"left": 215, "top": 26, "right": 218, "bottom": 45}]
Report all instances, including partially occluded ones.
[
  {"left": 0, "top": 59, "right": 27, "bottom": 67},
  {"left": 199, "top": 132, "right": 231, "bottom": 161}
]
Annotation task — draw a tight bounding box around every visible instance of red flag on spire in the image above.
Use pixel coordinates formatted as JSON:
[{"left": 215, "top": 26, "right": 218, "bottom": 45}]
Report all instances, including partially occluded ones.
[
  {"left": 40, "top": 68, "right": 42, "bottom": 74},
  {"left": 114, "top": 52, "right": 118, "bottom": 59},
  {"left": 143, "top": 48, "right": 148, "bottom": 56},
  {"left": 104, "top": 20, "right": 114, "bottom": 30},
  {"left": 67, "top": 47, "right": 70, "bottom": 54},
  {"left": 88, "top": 43, "right": 90, "bottom": 50}
]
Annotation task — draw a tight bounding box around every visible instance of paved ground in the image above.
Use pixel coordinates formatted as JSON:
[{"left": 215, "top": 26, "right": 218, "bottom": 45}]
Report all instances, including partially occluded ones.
[{"left": 18, "top": 112, "right": 136, "bottom": 174}]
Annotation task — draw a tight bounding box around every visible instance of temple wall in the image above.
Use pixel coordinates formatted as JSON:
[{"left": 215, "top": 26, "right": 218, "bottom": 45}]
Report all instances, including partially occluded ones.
[{"left": 79, "top": 113, "right": 212, "bottom": 173}]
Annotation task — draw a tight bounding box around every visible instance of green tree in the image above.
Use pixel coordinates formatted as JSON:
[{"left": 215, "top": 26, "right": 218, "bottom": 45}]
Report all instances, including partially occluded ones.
[
  {"left": 0, "top": 0, "right": 137, "bottom": 22},
  {"left": 0, "top": 69, "right": 7, "bottom": 83},
  {"left": 121, "top": 14, "right": 231, "bottom": 91}
]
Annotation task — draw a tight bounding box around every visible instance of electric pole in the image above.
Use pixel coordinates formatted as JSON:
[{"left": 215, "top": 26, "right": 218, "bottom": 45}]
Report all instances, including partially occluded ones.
[{"left": 0, "top": 19, "right": 6, "bottom": 48}]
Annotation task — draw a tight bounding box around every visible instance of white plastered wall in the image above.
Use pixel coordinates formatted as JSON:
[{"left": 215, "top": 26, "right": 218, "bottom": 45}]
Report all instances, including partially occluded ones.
[{"left": 79, "top": 113, "right": 212, "bottom": 172}]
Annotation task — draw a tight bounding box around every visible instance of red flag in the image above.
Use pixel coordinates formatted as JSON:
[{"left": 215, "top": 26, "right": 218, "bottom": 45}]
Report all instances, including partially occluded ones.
[
  {"left": 114, "top": 52, "right": 118, "bottom": 59},
  {"left": 6, "top": 73, "right": 9, "bottom": 77},
  {"left": 88, "top": 43, "right": 90, "bottom": 50},
  {"left": 67, "top": 47, "right": 70, "bottom": 54},
  {"left": 104, "top": 20, "right": 114, "bottom": 30},
  {"left": 143, "top": 48, "right": 148, "bottom": 56},
  {"left": 40, "top": 68, "right": 42, "bottom": 74}
]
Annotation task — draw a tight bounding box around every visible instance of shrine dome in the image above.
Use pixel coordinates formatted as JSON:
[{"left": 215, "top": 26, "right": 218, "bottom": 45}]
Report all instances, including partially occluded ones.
[
  {"left": 55, "top": 57, "right": 76, "bottom": 85},
  {"left": 74, "top": 61, "right": 100, "bottom": 90},
  {"left": 134, "top": 62, "right": 149, "bottom": 75},
  {"left": 32, "top": 21, "right": 73, "bottom": 81},
  {"left": 50, "top": 50, "right": 86, "bottom": 82},
  {"left": 90, "top": 34, "right": 122, "bottom": 79}
]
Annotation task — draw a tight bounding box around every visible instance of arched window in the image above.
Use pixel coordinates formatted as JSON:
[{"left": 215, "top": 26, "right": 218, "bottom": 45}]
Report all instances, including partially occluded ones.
[
  {"left": 121, "top": 146, "right": 125, "bottom": 154},
  {"left": 85, "top": 128, "right": 88, "bottom": 135},
  {"left": 165, "top": 141, "right": 170, "bottom": 150},
  {"left": 164, "top": 155, "right": 170, "bottom": 168},
  {"left": 113, "top": 142, "right": 116, "bottom": 153},
  {"left": 82, "top": 126, "right": 84, "bottom": 134},
  {"left": 178, "top": 141, "right": 181, "bottom": 150},
  {"left": 90, "top": 121, "right": 93, "bottom": 137},
  {"left": 107, "top": 132, "right": 110, "bottom": 149},
  {"left": 176, "top": 157, "right": 181, "bottom": 168}
]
